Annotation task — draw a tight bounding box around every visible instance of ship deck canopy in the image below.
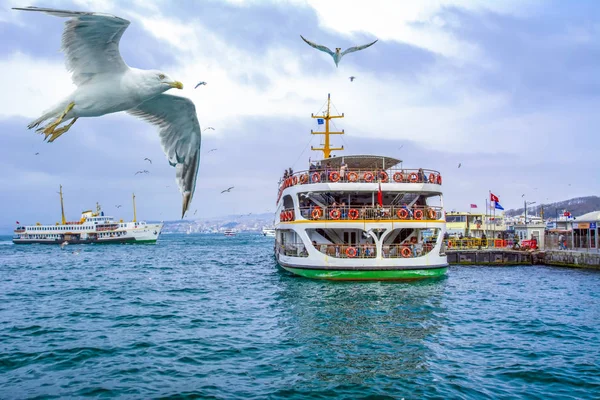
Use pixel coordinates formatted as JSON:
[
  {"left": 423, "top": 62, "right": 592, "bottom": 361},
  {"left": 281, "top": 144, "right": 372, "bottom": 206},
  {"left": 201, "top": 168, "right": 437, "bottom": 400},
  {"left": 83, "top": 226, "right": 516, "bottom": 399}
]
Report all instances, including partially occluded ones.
[{"left": 312, "top": 155, "right": 402, "bottom": 170}]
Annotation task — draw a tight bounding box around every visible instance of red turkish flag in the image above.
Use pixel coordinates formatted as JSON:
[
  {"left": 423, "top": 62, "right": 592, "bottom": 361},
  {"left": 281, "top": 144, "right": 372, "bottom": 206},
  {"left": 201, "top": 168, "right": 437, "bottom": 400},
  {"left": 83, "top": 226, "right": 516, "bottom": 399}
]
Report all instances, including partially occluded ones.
[{"left": 490, "top": 193, "right": 499, "bottom": 203}]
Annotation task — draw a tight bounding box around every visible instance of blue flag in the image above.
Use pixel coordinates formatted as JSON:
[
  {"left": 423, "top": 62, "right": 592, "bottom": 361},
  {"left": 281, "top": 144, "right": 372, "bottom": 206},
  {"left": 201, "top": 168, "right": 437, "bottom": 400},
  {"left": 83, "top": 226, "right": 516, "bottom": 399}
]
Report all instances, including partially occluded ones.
[
  {"left": 494, "top": 201, "right": 504, "bottom": 210},
  {"left": 317, "top": 118, "right": 324, "bottom": 125}
]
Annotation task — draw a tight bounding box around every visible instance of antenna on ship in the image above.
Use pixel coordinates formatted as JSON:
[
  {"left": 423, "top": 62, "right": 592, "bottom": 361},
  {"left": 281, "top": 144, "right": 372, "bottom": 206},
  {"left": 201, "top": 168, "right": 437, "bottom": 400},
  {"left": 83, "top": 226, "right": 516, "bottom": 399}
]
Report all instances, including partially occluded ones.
[
  {"left": 132, "top": 193, "right": 137, "bottom": 223},
  {"left": 59, "top": 184, "right": 66, "bottom": 225},
  {"left": 311, "top": 93, "right": 344, "bottom": 159}
]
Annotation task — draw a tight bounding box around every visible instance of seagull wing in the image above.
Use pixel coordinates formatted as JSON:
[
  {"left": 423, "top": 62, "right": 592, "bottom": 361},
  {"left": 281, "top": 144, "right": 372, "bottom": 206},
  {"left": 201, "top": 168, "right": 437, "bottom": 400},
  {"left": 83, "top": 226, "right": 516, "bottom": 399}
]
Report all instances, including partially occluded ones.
[
  {"left": 341, "top": 39, "right": 378, "bottom": 56},
  {"left": 13, "top": 6, "right": 131, "bottom": 86},
  {"left": 127, "top": 94, "right": 201, "bottom": 218},
  {"left": 300, "top": 35, "right": 334, "bottom": 56}
]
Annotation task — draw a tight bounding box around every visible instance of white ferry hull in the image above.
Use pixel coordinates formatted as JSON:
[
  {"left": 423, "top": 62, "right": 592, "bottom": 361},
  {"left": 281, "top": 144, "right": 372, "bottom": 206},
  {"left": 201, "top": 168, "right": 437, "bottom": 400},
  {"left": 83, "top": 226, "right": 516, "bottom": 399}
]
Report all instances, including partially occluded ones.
[{"left": 13, "top": 223, "right": 163, "bottom": 245}]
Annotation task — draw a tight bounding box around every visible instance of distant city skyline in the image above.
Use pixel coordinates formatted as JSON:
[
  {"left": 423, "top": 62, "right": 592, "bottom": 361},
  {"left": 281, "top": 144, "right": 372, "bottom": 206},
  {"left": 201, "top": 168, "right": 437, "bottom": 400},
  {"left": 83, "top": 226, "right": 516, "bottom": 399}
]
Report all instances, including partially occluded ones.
[{"left": 1, "top": 0, "right": 599, "bottom": 229}]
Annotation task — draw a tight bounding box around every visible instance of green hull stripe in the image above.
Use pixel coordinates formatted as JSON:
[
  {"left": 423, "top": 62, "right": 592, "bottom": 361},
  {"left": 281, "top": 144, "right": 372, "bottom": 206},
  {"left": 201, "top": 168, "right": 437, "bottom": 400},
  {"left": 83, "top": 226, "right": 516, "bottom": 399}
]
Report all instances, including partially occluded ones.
[{"left": 281, "top": 266, "right": 447, "bottom": 281}]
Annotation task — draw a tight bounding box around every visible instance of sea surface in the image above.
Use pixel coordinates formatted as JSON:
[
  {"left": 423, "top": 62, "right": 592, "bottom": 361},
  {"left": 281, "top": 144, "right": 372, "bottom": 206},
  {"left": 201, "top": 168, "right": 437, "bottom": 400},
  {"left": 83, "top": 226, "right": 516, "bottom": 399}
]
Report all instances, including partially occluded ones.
[{"left": 1, "top": 233, "right": 599, "bottom": 399}]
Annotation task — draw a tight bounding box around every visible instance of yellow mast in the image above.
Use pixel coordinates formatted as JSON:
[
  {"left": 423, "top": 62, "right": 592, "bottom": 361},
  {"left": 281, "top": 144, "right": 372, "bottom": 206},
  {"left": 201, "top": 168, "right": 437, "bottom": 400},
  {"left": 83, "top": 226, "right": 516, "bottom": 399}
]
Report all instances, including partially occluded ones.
[
  {"left": 59, "top": 185, "right": 66, "bottom": 225},
  {"left": 132, "top": 193, "right": 137, "bottom": 223},
  {"left": 311, "top": 93, "right": 344, "bottom": 159}
]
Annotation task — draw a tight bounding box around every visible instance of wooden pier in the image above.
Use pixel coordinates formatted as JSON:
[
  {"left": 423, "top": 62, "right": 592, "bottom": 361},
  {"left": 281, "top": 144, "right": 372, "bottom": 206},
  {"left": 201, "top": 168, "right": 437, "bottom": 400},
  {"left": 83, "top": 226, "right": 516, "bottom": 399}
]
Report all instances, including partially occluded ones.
[{"left": 447, "top": 249, "right": 600, "bottom": 269}]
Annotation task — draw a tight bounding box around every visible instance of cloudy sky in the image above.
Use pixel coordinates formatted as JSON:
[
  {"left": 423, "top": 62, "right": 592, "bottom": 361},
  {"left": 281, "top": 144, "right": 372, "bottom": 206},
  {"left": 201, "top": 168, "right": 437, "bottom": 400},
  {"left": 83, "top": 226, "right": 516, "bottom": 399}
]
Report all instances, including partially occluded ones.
[{"left": 1, "top": 0, "right": 599, "bottom": 231}]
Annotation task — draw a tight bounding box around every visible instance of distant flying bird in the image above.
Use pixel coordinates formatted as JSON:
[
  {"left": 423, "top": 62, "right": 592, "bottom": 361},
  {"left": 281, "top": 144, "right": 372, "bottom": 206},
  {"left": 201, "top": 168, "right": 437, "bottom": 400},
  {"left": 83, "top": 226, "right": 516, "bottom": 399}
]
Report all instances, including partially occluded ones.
[
  {"left": 135, "top": 170, "right": 149, "bottom": 175},
  {"left": 144, "top": 157, "right": 152, "bottom": 164},
  {"left": 521, "top": 194, "right": 525, "bottom": 197},
  {"left": 203, "top": 127, "right": 215, "bottom": 132},
  {"left": 349, "top": 76, "right": 356, "bottom": 82},
  {"left": 300, "top": 35, "right": 378, "bottom": 67},
  {"left": 398, "top": 145, "right": 403, "bottom": 150},
  {"left": 207, "top": 148, "right": 217, "bottom": 153},
  {"left": 13, "top": 6, "right": 201, "bottom": 219},
  {"left": 34, "top": 152, "right": 39, "bottom": 155},
  {"left": 221, "top": 186, "right": 234, "bottom": 194},
  {"left": 195, "top": 81, "right": 207, "bottom": 88},
  {"left": 458, "top": 163, "right": 462, "bottom": 168},
  {"left": 194, "top": 209, "right": 197, "bottom": 215},
  {"left": 115, "top": 205, "right": 122, "bottom": 208}
]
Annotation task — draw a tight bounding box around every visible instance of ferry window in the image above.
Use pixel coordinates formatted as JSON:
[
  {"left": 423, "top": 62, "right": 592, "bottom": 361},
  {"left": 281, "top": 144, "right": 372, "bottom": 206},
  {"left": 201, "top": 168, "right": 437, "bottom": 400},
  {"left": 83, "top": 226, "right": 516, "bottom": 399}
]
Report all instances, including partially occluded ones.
[{"left": 446, "top": 215, "right": 466, "bottom": 223}]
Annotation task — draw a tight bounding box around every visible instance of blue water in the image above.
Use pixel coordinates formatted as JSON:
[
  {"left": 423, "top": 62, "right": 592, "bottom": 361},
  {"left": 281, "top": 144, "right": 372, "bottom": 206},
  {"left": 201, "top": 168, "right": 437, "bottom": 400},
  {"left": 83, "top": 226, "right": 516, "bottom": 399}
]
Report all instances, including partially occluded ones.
[{"left": 1, "top": 234, "right": 599, "bottom": 399}]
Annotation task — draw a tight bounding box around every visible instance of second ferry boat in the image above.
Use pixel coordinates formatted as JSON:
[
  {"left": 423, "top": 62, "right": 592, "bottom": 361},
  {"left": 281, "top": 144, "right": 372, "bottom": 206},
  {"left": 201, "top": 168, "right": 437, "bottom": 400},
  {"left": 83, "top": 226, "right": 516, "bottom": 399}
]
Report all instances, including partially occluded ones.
[
  {"left": 13, "top": 186, "right": 163, "bottom": 245},
  {"left": 274, "top": 94, "right": 448, "bottom": 280}
]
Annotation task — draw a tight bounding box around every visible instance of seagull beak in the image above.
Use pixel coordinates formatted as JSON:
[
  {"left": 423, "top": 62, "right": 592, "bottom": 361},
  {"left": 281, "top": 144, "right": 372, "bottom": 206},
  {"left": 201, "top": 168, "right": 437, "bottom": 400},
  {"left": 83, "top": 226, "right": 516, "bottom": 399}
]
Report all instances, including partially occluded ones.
[{"left": 169, "top": 81, "right": 184, "bottom": 90}]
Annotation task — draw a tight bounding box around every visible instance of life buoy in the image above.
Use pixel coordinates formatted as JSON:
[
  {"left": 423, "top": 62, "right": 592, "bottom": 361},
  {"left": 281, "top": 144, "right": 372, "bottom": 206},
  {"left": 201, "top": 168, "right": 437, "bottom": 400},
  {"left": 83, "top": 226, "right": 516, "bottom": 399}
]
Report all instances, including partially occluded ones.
[
  {"left": 290, "top": 210, "right": 295, "bottom": 221},
  {"left": 292, "top": 175, "right": 298, "bottom": 185},
  {"left": 401, "top": 247, "right": 412, "bottom": 258},
  {"left": 379, "top": 171, "right": 389, "bottom": 182},
  {"left": 414, "top": 209, "right": 424, "bottom": 220},
  {"left": 348, "top": 172, "right": 359, "bottom": 182},
  {"left": 300, "top": 174, "right": 308, "bottom": 184},
  {"left": 409, "top": 173, "right": 418, "bottom": 183},
  {"left": 280, "top": 212, "right": 285, "bottom": 221},
  {"left": 311, "top": 172, "right": 321, "bottom": 183},
  {"left": 393, "top": 172, "right": 403, "bottom": 183},
  {"left": 348, "top": 208, "right": 359, "bottom": 220},
  {"left": 329, "top": 171, "right": 340, "bottom": 182},
  {"left": 364, "top": 172, "right": 374, "bottom": 182},
  {"left": 437, "top": 175, "right": 442, "bottom": 185},
  {"left": 330, "top": 209, "right": 341, "bottom": 220},
  {"left": 427, "top": 208, "right": 436, "bottom": 220},
  {"left": 346, "top": 247, "right": 357, "bottom": 258},
  {"left": 311, "top": 208, "right": 323, "bottom": 220},
  {"left": 428, "top": 173, "right": 435, "bottom": 183},
  {"left": 397, "top": 208, "right": 409, "bottom": 219},
  {"left": 447, "top": 241, "right": 453, "bottom": 249}
]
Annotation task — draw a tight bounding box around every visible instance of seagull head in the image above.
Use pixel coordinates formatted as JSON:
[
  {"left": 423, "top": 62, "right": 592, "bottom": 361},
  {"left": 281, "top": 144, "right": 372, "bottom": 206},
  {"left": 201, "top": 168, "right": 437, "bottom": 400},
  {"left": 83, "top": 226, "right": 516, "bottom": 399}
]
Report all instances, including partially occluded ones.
[
  {"left": 137, "top": 69, "right": 183, "bottom": 97},
  {"left": 335, "top": 47, "right": 342, "bottom": 54}
]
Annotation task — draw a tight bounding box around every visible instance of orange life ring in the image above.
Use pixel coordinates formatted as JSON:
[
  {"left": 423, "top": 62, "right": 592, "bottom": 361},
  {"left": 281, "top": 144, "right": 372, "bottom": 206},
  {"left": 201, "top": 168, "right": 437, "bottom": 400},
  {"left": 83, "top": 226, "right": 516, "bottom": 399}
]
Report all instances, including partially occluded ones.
[
  {"left": 427, "top": 209, "right": 436, "bottom": 220},
  {"left": 428, "top": 173, "right": 435, "bottom": 183},
  {"left": 346, "top": 247, "right": 357, "bottom": 258},
  {"left": 348, "top": 172, "right": 358, "bottom": 182},
  {"left": 292, "top": 175, "right": 298, "bottom": 185},
  {"left": 414, "top": 209, "right": 424, "bottom": 220},
  {"left": 364, "top": 172, "right": 374, "bottom": 182},
  {"left": 348, "top": 208, "right": 359, "bottom": 220},
  {"left": 437, "top": 175, "right": 442, "bottom": 185},
  {"left": 401, "top": 247, "right": 412, "bottom": 258},
  {"left": 329, "top": 171, "right": 340, "bottom": 182},
  {"left": 379, "top": 171, "right": 389, "bottom": 182},
  {"left": 311, "top": 208, "right": 323, "bottom": 220},
  {"left": 447, "top": 241, "right": 452, "bottom": 249},
  {"left": 289, "top": 210, "right": 295, "bottom": 221},
  {"left": 311, "top": 172, "right": 320, "bottom": 183},
  {"left": 330, "top": 209, "right": 341, "bottom": 220},
  {"left": 280, "top": 212, "right": 284, "bottom": 221},
  {"left": 397, "top": 208, "right": 409, "bottom": 219},
  {"left": 300, "top": 174, "right": 308, "bottom": 184},
  {"left": 409, "top": 173, "right": 418, "bottom": 183},
  {"left": 393, "top": 172, "right": 403, "bottom": 183}
]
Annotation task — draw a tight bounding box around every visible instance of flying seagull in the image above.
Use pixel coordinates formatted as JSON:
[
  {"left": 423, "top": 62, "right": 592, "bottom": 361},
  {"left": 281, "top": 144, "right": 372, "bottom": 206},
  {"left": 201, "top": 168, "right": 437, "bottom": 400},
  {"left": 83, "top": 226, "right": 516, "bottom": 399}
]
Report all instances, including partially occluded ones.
[
  {"left": 14, "top": 6, "right": 201, "bottom": 219},
  {"left": 349, "top": 76, "right": 356, "bottom": 82},
  {"left": 521, "top": 194, "right": 525, "bottom": 197},
  {"left": 34, "top": 152, "right": 39, "bottom": 155},
  {"left": 144, "top": 157, "right": 152, "bottom": 164},
  {"left": 207, "top": 148, "right": 217, "bottom": 153},
  {"left": 115, "top": 204, "right": 122, "bottom": 208},
  {"left": 203, "top": 127, "right": 215, "bottom": 132},
  {"left": 221, "top": 186, "right": 234, "bottom": 194},
  {"left": 458, "top": 163, "right": 462, "bottom": 168},
  {"left": 195, "top": 81, "right": 207, "bottom": 88},
  {"left": 300, "top": 35, "right": 378, "bottom": 67},
  {"left": 135, "top": 170, "right": 149, "bottom": 175},
  {"left": 194, "top": 209, "right": 197, "bottom": 215}
]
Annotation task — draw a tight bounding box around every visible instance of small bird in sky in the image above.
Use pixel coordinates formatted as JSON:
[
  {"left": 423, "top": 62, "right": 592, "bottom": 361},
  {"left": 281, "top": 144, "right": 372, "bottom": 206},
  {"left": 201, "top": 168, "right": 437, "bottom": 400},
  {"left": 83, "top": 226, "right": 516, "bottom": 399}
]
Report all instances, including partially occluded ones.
[
  {"left": 203, "top": 127, "right": 215, "bottom": 132},
  {"left": 349, "top": 76, "right": 356, "bottom": 82},
  {"left": 207, "top": 148, "right": 217, "bottom": 153},
  {"left": 458, "top": 163, "right": 462, "bottom": 168},
  {"left": 300, "top": 35, "right": 378, "bottom": 67},
  {"left": 34, "top": 152, "right": 39, "bottom": 155},
  {"left": 221, "top": 186, "right": 234, "bottom": 194},
  {"left": 166, "top": 185, "right": 171, "bottom": 188},
  {"left": 115, "top": 205, "right": 122, "bottom": 208},
  {"left": 144, "top": 157, "right": 152, "bottom": 164},
  {"left": 568, "top": 183, "right": 572, "bottom": 186},
  {"left": 398, "top": 145, "right": 403, "bottom": 150},
  {"left": 135, "top": 170, "right": 149, "bottom": 175},
  {"left": 195, "top": 81, "right": 207, "bottom": 88},
  {"left": 194, "top": 209, "right": 197, "bottom": 215},
  {"left": 521, "top": 194, "right": 525, "bottom": 197},
  {"left": 247, "top": 212, "right": 252, "bottom": 216}
]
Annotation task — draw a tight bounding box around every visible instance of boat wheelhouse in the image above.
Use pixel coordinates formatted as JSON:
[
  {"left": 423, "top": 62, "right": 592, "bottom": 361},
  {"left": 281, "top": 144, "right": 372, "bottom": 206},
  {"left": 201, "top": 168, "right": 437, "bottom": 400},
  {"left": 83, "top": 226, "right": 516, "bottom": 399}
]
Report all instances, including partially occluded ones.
[
  {"left": 13, "top": 187, "right": 163, "bottom": 245},
  {"left": 274, "top": 95, "right": 448, "bottom": 280}
]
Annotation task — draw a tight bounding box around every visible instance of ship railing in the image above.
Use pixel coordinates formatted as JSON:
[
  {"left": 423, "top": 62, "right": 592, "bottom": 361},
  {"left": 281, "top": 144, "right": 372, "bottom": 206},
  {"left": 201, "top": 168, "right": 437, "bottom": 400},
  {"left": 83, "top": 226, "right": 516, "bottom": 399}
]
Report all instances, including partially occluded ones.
[
  {"left": 277, "top": 242, "right": 309, "bottom": 257},
  {"left": 279, "top": 241, "right": 437, "bottom": 259},
  {"left": 278, "top": 168, "right": 442, "bottom": 190},
  {"left": 383, "top": 243, "right": 435, "bottom": 258},
  {"left": 279, "top": 205, "right": 443, "bottom": 222},
  {"left": 445, "top": 238, "right": 517, "bottom": 250}
]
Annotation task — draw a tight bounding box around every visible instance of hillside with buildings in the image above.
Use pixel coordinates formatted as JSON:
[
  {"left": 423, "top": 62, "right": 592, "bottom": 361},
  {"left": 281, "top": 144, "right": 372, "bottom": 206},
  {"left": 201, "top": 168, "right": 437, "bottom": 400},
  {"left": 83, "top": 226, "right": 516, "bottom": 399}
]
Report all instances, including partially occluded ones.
[{"left": 505, "top": 196, "right": 600, "bottom": 219}]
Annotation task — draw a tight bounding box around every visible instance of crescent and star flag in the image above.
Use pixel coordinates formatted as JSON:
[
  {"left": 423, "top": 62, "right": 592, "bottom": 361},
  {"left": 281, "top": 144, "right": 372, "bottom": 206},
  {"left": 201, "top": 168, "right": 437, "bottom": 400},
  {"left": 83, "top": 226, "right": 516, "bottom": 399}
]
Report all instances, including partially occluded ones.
[
  {"left": 490, "top": 193, "right": 499, "bottom": 202},
  {"left": 470, "top": 204, "right": 477, "bottom": 208},
  {"left": 377, "top": 181, "right": 383, "bottom": 207}
]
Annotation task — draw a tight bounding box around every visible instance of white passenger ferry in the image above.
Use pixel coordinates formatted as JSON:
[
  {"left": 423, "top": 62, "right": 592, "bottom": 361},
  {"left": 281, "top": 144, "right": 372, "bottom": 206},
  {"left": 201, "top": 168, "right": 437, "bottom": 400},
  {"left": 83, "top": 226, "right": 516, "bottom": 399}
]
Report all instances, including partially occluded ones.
[
  {"left": 13, "top": 187, "right": 163, "bottom": 245},
  {"left": 274, "top": 94, "right": 448, "bottom": 280}
]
